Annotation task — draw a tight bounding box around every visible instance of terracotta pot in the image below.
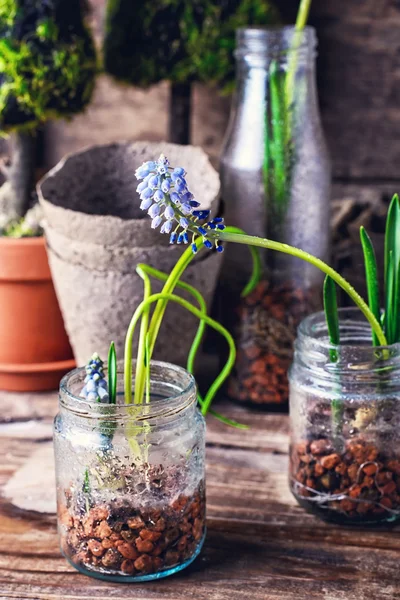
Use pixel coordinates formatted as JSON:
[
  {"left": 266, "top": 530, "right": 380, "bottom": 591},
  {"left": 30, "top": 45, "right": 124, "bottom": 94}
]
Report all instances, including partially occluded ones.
[{"left": 0, "top": 237, "right": 75, "bottom": 391}]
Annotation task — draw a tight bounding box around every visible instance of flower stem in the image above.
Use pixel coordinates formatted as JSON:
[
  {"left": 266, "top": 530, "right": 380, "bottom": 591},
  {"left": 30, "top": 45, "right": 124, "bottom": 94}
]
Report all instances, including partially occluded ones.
[
  {"left": 295, "top": 0, "right": 313, "bottom": 30},
  {"left": 218, "top": 231, "right": 388, "bottom": 346},
  {"left": 124, "top": 291, "right": 236, "bottom": 414}
]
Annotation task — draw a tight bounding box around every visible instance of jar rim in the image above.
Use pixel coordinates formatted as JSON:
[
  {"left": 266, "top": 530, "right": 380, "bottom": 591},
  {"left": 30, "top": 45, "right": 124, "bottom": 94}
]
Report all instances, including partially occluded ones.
[
  {"left": 59, "top": 360, "right": 197, "bottom": 422},
  {"left": 298, "top": 307, "right": 400, "bottom": 352}
]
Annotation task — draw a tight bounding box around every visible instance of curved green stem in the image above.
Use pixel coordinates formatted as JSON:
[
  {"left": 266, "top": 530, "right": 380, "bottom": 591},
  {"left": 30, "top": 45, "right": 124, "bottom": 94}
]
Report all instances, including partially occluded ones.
[
  {"left": 146, "top": 239, "right": 204, "bottom": 356},
  {"left": 124, "top": 292, "right": 236, "bottom": 415},
  {"left": 218, "top": 231, "right": 388, "bottom": 346},
  {"left": 138, "top": 265, "right": 246, "bottom": 428},
  {"left": 224, "top": 226, "right": 262, "bottom": 297},
  {"left": 124, "top": 265, "right": 152, "bottom": 405}
]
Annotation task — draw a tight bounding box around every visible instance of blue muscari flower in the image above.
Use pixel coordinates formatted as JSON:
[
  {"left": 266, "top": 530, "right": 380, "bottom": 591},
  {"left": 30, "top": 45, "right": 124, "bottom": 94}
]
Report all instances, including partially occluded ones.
[
  {"left": 140, "top": 197, "right": 153, "bottom": 210},
  {"left": 192, "top": 243, "right": 198, "bottom": 253},
  {"left": 135, "top": 153, "right": 226, "bottom": 255},
  {"left": 180, "top": 204, "right": 192, "bottom": 215},
  {"left": 136, "top": 180, "right": 148, "bottom": 193},
  {"left": 181, "top": 192, "right": 193, "bottom": 203},
  {"left": 157, "top": 154, "right": 169, "bottom": 174},
  {"left": 170, "top": 192, "right": 181, "bottom": 205},
  {"left": 148, "top": 175, "right": 160, "bottom": 189},
  {"left": 173, "top": 167, "right": 186, "bottom": 177},
  {"left": 192, "top": 210, "right": 210, "bottom": 219},
  {"left": 161, "top": 179, "right": 171, "bottom": 193},
  {"left": 140, "top": 187, "right": 153, "bottom": 200},
  {"left": 175, "top": 178, "right": 186, "bottom": 193},
  {"left": 148, "top": 203, "right": 160, "bottom": 218},
  {"left": 151, "top": 216, "right": 162, "bottom": 229},
  {"left": 164, "top": 220, "right": 173, "bottom": 234},
  {"left": 154, "top": 189, "right": 165, "bottom": 203},
  {"left": 135, "top": 165, "right": 150, "bottom": 179},
  {"left": 165, "top": 205, "right": 175, "bottom": 220},
  {"left": 80, "top": 353, "right": 109, "bottom": 403}
]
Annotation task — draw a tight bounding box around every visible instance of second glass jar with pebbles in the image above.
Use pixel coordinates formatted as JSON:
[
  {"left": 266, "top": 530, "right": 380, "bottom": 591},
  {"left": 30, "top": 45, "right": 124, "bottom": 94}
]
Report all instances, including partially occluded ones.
[{"left": 220, "top": 26, "right": 331, "bottom": 407}]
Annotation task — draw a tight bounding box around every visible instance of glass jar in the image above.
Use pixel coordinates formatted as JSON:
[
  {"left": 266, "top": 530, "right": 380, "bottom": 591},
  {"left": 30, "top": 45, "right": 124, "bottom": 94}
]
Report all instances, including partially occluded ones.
[
  {"left": 220, "top": 26, "right": 331, "bottom": 407},
  {"left": 54, "top": 361, "right": 206, "bottom": 582},
  {"left": 289, "top": 308, "right": 400, "bottom": 525}
]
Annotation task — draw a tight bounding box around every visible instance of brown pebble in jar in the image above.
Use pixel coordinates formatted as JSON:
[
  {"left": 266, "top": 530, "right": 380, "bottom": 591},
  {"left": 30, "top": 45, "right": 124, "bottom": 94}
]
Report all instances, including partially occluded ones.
[
  {"left": 88, "top": 539, "right": 105, "bottom": 557},
  {"left": 101, "top": 548, "right": 121, "bottom": 568},
  {"left": 139, "top": 529, "right": 162, "bottom": 543},
  {"left": 117, "top": 542, "right": 139, "bottom": 560},
  {"left": 127, "top": 516, "right": 145, "bottom": 529},
  {"left": 135, "top": 537, "right": 154, "bottom": 553},
  {"left": 95, "top": 521, "right": 112, "bottom": 539},
  {"left": 134, "top": 554, "right": 153, "bottom": 572},
  {"left": 121, "top": 559, "right": 135, "bottom": 575}
]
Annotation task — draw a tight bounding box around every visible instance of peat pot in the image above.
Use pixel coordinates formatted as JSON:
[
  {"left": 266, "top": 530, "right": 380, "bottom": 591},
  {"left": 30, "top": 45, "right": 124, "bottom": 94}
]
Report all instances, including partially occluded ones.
[
  {"left": 289, "top": 308, "right": 400, "bottom": 526},
  {"left": 55, "top": 361, "right": 206, "bottom": 582},
  {"left": 38, "top": 141, "right": 221, "bottom": 366},
  {"left": 0, "top": 237, "right": 74, "bottom": 391}
]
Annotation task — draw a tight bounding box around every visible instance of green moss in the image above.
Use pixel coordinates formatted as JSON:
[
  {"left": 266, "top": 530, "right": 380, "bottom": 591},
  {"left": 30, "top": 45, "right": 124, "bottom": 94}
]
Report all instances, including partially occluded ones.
[
  {"left": 104, "top": 0, "right": 280, "bottom": 90},
  {"left": 0, "top": 0, "right": 97, "bottom": 132}
]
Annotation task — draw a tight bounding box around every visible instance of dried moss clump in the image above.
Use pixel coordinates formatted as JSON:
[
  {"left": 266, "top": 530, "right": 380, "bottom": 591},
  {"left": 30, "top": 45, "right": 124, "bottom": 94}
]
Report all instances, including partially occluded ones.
[
  {"left": 0, "top": 0, "right": 97, "bottom": 131},
  {"left": 104, "top": 0, "right": 279, "bottom": 90}
]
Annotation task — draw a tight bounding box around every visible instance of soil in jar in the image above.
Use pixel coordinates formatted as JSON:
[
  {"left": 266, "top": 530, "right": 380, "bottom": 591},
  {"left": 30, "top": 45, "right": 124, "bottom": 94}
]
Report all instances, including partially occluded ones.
[
  {"left": 290, "top": 437, "right": 400, "bottom": 525},
  {"left": 227, "top": 280, "right": 321, "bottom": 407},
  {"left": 59, "top": 472, "right": 206, "bottom": 578}
]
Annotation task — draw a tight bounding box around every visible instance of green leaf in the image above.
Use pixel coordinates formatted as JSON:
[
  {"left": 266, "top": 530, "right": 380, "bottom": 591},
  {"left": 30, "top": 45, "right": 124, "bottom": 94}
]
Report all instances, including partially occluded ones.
[
  {"left": 384, "top": 194, "right": 400, "bottom": 344},
  {"left": 323, "top": 275, "right": 340, "bottom": 362},
  {"left": 360, "top": 226, "right": 380, "bottom": 346},
  {"left": 107, "top": 341, "right": 117, "bottom": 404},
  {"left": 386, "top": 251, "right": 395, "bottom": 344}
]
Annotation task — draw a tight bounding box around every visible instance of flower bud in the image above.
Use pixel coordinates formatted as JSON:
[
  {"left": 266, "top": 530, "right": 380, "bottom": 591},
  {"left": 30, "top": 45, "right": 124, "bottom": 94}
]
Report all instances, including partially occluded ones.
[
  {"left": 164, "top": 206, "right": 175, "bottom": 220},
  {"left": 154, "top": 189, "right": 165, "bottom": 203},
  {"left": 148, "top": 204, "right": 160, "bottom": 218},
  {"left": 151, "top": 216, "right": 162, "bottom": 229}
]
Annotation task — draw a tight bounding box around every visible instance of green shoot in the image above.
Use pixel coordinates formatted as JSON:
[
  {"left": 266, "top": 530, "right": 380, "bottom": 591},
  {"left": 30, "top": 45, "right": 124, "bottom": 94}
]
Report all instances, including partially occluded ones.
[
  {"left": 360, "top": 227, "right": 381, "bottom": 346},
  {"left": 323, "top": 276, "right": 343, "bottom": 435},
  {"left": 384, "top": 194, "right": 400, "bottom": 344},
  {"left": 107, "top": 341, "right": 117, "bottom": 404},
  {"left": 129, "top": 264, "right": 246, "bottom": 428},
  {"left": 323, "top": 275, "right": 340, "bottom": 362}
]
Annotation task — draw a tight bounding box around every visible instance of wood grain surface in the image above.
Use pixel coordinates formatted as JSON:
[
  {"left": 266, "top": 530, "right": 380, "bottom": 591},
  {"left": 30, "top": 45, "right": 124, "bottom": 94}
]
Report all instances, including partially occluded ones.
[{"left": 0, "top": 392, "right": 399, "bottom": 599}]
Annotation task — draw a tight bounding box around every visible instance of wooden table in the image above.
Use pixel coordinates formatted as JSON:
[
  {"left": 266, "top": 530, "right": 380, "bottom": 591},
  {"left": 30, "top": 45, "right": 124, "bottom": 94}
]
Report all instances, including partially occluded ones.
[{"left": 0, "top": 392, "right": 399, "bottom": 600}]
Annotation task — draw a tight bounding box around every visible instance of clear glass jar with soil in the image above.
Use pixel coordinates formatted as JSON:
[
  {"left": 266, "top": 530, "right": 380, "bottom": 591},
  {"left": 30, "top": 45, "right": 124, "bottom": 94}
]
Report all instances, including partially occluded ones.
[
  {"left": 54, "top": 361, "right": 206, "bottom": 582},
  {"left": 289, "top": 308, "right": 400, "bottom": 526},
  {"left": 220, "top": 26, "right": 331, "bottom": 408}
]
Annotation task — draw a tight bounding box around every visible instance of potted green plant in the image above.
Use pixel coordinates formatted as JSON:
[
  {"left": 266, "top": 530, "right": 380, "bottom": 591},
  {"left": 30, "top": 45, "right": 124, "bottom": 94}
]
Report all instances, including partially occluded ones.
[
  {"left": 54, "top": 153, "right": 399, "bottom": 584},
  {"left": 103, "top": 0, "right": 280, "bottom": 145},
  {"left": 0, "top": 0, "right": 97, "bottom": 390}
]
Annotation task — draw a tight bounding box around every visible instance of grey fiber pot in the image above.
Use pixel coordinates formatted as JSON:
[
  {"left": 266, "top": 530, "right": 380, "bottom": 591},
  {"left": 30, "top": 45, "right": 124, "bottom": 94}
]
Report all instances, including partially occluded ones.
[{"left": 38, "top": 141, "right": 222, "bottom": 367}]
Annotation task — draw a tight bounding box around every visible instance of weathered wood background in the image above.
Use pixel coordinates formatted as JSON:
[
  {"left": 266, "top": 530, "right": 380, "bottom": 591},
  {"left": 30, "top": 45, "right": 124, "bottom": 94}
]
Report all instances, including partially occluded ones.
[
  {"left": 1, "top": 391, "right": 400, "bottom": 599},
  {"left": 49, "top": 1, "right": 400, "bottom": 183}
]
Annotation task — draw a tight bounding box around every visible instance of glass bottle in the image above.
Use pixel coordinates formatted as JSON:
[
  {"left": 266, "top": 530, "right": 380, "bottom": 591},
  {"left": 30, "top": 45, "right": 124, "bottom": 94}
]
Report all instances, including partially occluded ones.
[
  {"left": 289, "top": 308, "right": 400, "bottom": 526},
  {"left": 54, "top": 361, "right": 206, "bottom": 582},
  {"left": 220, "top": 26, "right": 331, "bottom": 407}
]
